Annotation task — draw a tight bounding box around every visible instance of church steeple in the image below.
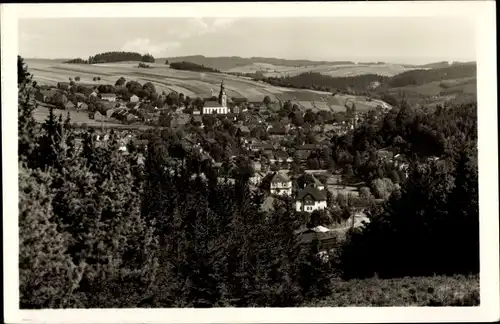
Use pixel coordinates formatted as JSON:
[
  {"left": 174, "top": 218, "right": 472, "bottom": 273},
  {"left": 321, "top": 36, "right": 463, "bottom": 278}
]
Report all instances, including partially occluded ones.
[{"left": 218, "top": 80, "right": 227, "bottom": 107}]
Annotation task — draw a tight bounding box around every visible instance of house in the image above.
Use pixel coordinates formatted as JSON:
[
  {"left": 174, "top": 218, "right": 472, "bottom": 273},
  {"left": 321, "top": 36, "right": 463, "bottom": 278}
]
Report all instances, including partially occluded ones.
[
  {"left": 270, "top": 172, "right": 292, "bottom": 196},
  {"left": 312, "top": 125, "right": 322, "bottom": 133},
  {"left": 92, "top": 111, "right": 104, "bottom": 120},
  {"left": 272, "top": 150, "right": 291, "bottom": 163},
  {"left": 171, "top": 113, "right": 191, "bottom": 128},
  {"left": 293, "top": 226, "right": 341, "bottom": 251},
  {"left": 236, "top": 125, "right": 251, "bottom": 137},
  {"left": 108, "top": 107, "right": 125, "bottom": 118},
  {"left": 295, "top": 186, "right": 327, "bottom": 213},
  {"left": 57, "top": 82, "right": 71, "bottom": 90},
  {"left": 129, "top": 94, "right": 140, "bottom": 103},
  {"left": 296, "top": 144, "right": 317, "bottom": 160},
  {"left": 250, "top": 171, "right": 267, "bottom": 186},
  {"left": 310, "top": 174, "right": 325, "bottom": 191},
  {"left": 376, "top": 148, "right": 395, "bottom": 162},
  {"left": 267, "top": 126, "right": 287, "bottom": 138},
  {"left": 203, "top": 81, "right": 228, "bottom": 115},
  {"left": 77, "top": 102, "right": 88, "bottom": 110},
  {"left": 232, "top": 97, "right": 248, "bottom": 105},
  {"left": 100, "top": 93, "right": 117, "bottom": 102},
  {"left": 250, "top": 142, "right": 274, "bottom": 153}
]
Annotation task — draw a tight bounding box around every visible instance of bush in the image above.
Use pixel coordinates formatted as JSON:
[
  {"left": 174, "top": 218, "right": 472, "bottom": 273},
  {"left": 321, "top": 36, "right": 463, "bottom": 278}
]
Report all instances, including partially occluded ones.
[{"left": 302, "top": 275, "right": 479, "bottom": 307}]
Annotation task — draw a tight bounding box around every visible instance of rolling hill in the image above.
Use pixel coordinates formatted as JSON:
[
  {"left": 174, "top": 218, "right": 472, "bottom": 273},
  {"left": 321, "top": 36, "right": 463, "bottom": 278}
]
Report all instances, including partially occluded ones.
[{"left": 26, "top": 59, "right": 335, "bottom": 102}]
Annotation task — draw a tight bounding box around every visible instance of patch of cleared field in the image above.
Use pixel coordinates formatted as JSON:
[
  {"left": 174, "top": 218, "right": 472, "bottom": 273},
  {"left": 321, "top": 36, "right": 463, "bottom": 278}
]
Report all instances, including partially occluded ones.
[
  {"left": 27, "top": 61, "right": 391, "bottom": 107},
  {"left": 226, "top": 62, "right": 424, "bottom": 78}
]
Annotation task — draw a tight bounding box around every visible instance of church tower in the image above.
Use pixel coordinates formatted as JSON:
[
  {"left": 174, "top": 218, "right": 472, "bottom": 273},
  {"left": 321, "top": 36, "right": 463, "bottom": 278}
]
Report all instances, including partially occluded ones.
[{"left": 218, "top": 80, "right": 227, "bottom": 107}]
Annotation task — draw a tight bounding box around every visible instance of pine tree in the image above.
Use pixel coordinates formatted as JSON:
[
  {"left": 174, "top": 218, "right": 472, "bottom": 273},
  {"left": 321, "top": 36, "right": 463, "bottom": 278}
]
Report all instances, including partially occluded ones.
[{"left": 19, "top": 165, "right": 85, "bottom": 308}]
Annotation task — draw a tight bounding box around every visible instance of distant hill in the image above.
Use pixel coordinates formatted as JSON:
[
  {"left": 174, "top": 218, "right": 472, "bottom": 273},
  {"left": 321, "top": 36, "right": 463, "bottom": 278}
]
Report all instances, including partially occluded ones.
[
  {"left": 403, "top": 61, "right": 477, "bottom": 69},
  {"left": 160, "top": 55, "right": 355, "bottom": 71}
]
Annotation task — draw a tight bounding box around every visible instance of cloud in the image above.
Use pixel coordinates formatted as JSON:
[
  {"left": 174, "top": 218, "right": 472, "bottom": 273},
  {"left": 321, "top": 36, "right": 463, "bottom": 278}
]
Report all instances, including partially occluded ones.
[
  {"left": 212, "top": 18, "right": 236, "bottom": 30},
  {"left": 121, "top": 38, "right": 181, "bottom": 56},
  {"left": 171, "top": 18, "right": 237, "bottom": 40}
]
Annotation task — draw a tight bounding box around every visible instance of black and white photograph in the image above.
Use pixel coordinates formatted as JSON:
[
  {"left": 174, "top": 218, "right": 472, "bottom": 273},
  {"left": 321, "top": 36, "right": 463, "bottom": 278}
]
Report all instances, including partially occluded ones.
[{"left": 2, "top": 2, "right": 499, "bottom": 323}]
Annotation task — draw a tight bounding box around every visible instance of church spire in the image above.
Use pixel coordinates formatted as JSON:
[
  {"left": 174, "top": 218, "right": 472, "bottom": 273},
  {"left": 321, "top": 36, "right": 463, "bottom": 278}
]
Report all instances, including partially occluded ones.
[{"left": 218, "top": 80, "right": 227, "bottom": 106}]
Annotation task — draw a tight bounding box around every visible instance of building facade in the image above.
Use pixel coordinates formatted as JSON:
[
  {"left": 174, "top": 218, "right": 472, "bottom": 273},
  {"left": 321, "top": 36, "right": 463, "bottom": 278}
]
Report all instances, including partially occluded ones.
[
  {"left": 270, "top": 172, "right": 292, "bottom": 196},
  {"left": 203, "top": 81, "right": 228, "bottom": 115}
]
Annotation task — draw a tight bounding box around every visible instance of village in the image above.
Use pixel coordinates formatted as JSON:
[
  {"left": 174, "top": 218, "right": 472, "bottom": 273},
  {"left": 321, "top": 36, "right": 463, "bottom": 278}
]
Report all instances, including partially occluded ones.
[{"left": 32, "top": 76, "right": 415, "bottom": 252}]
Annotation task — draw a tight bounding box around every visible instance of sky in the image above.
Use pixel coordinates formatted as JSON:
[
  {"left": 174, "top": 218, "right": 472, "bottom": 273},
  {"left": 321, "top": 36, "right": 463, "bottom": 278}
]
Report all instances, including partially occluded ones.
[{"left": 18, "top": 17, "right": 477, "bottom": 64}]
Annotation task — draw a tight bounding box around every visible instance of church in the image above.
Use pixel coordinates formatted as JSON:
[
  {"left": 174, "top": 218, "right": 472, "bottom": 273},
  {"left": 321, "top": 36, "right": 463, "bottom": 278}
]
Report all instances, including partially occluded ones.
[{"left": 203, "top": 81, "right": 229, "bottom": 115}]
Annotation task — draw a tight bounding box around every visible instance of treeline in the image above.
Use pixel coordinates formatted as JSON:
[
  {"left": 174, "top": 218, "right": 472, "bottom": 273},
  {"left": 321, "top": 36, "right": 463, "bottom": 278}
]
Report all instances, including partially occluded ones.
[
  {"left": 386, "top": 64, "right": 477, "bottom": 88},
  {"left": 257, "top": 64, "right": 477, "bottom": 94},
  {"left": 64, "top": 58, "right": 87, "bottom": 64},
  {"left": 332, "top": 100, "right": 478, "bottom": 278},
  {"left": 169, "top": 61, "right": 221, "bottom": 73},
  {"left": 165, "top": 55, "right": 355, "bottom": 70},
  {"left": 64, "top": 52, "right": 155, "bottom": 64},
  {"left": 262, "top": 72, "right": 389, "bottom": 93}
]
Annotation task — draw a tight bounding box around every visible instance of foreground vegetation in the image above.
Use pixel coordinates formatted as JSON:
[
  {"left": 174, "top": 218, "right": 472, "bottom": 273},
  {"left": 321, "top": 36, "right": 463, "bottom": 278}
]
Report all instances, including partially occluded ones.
[
  {"left": 18, "top": 56, "right": 479, "bottom": 308},
  {"left": 304, "top": 275, "right": 479, "bottom": 307}
]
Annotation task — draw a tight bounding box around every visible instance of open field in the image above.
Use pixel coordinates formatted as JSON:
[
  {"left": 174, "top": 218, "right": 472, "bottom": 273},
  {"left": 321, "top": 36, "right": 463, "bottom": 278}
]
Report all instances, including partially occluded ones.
[
  {"left": 27, "top": 60, "right": 392, "bottom": 113},
  {"left": 303, "top": 275, "right": 479, "bottom": 307},
  {"left": 225, "top": 62, "right": 426, "bottom": 78},
  {"left": 27, "top": 60, "right": 334, "bottom": 102},
  {"left": 388, "top": 77, "right": 477, "bottom": 98}
]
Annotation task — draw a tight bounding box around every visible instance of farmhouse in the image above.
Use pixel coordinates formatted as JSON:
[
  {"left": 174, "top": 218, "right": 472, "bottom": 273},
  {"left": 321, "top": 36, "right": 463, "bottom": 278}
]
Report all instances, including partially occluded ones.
[
  {"left": 267, "top": 126, "right": 287, "bottom": 138},
  {"left": 77, "top": 102, "right": 88, "bottom": 111},
  {"left": 203, "top": 81, "right": 228, "bottom": 115},
  {"left": 249, "top": 171, "right": 267, "bottom": 186},
  {"left": 270, "top": 172, "right": 292, "bottom": 196},
  {"left": 129, "top": 94, "right": 140, "bottom": 103},
  {"left": 295, "top": 186, "right": 327, "bottom": 213},
  {"left": 100, "top": 93, "right": 117, "bottom": 102}
]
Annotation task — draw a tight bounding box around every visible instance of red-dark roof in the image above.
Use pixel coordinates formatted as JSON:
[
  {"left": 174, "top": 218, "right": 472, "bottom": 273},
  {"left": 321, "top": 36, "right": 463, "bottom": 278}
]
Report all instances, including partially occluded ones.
[
  {"left": 298, "top": 144, "right": 317, "bottom": 151},
  {"left": 271, "top": 172, "right": 291, "bottom": 183},
  {"left": 296, "top": 187, "right": 326, "bottom": 201},
  {"left": 204, "top": 101, "right": 223, "bottom": 107},
  {"left": 268, "top": 127, "right": 287, "bottom": 135}
]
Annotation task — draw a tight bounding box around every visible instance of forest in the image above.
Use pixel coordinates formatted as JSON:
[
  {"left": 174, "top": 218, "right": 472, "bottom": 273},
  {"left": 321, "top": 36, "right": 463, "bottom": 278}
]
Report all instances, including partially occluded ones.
[
  {"left": 18, "top": 56, "right": 479, "bottom": 308},
  {"left": 262, "top": 72, "right": 389, "bottom": 93},
  {"left": 169, "top": 61, "right": 221, "bottom": 73},
  {"left": 386, "top": 64, "right": 477, "bottom": 88},
  {"left": 64, "top": 52, "right": 156, "bottom": 64},
  {"left": 258, "top": 64, "right": 477, "bottom": 94}
]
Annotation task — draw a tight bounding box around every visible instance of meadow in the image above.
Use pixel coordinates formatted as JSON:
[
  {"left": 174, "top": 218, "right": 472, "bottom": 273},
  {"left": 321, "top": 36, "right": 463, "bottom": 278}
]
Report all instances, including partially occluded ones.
[
  {"left": 303, "top": 275, "right": 479, "bottom": 307},
  {"left": 27, "top": 60, "right": 393, "bottom": 114},
  {"left": 225, "top": 62, "right": 425, "bottom": 78},
  {"left": 27, "top": 60, "right": 334, "bottom": 102}
]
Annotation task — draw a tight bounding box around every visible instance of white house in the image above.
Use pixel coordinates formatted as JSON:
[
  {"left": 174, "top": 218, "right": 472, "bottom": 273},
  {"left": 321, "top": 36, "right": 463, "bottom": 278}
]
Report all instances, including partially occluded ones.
[
  {"left": 270, "top": 172, "right": 292, "bottom": 196},
  {"left": 101, "top": 93, "right": 117, "bottom": 102},
  {"left": 130, "top": 94, "right": 139, "bottom": 103},
  {"left": 203, "top": 81, "right": 229, "bottom": 115},
  {"left": 250, "top": 171, "right": 267, "bottom": 186},
  {"left": 295, "top": 186, "right": 327, "bottom": 213}
]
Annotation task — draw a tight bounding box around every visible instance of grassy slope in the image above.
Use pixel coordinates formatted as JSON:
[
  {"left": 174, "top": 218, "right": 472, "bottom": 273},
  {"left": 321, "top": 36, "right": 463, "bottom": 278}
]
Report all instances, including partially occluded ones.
[
  {"left": 226, "top": 62, "right": 422, "bottom": 78},
  {"left": 27, "top": 60, "right": 334, "bottom": 102},
  {"left": 303, "top": 275, "right": 479, "bottom": 307},
  {"left": 30, "top": 60, "right": 392, "bottom": 114}
]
